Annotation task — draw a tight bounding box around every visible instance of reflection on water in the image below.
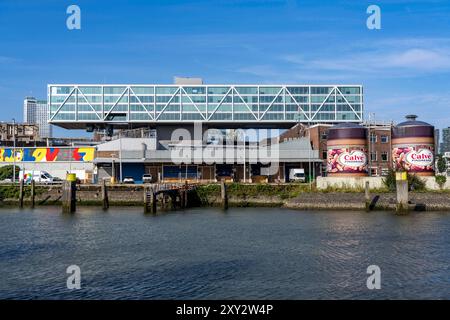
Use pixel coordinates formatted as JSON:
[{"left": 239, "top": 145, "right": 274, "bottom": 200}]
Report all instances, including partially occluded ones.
[{"left": 0, "top": 207, "right": 449, "bottom": 299}]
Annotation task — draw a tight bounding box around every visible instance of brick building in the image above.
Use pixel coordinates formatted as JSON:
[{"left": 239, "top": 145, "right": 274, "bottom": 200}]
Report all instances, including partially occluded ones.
[
  {"left": 280, "top": 122, "right": 394, "bottom": 177},
  {"left": 367, "top": 124, "right": 392, "bottom": 176}
]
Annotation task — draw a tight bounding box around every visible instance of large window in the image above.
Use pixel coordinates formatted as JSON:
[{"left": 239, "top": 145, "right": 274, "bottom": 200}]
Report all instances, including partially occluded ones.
[{"left": 48, "top": 84, "right": 363, "bottom": 124}]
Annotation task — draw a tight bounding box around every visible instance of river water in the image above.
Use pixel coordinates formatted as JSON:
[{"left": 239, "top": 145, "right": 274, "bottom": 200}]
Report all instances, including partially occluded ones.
[{"left": 0, "top": 207, "right": 448, "bottom": 299}]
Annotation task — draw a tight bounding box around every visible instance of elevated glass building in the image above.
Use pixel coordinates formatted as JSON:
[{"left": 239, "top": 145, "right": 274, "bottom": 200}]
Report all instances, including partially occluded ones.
[{"left": 48, "top": 84, "right": 363, "bottom": 129}]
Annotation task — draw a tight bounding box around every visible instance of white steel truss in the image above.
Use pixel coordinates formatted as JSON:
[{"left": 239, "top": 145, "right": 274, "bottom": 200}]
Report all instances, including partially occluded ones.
[{"left": 48, "top": 84, "right": 363, "bottom": 125}]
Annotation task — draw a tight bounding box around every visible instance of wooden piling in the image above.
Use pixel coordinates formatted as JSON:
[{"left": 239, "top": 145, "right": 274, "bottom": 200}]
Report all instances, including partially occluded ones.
[
  {"left": 102, "top": 179, "right": 109, "bottom": 210},
  {"left": 30, "top": 180, "right": 35, "bottom": 209},
  {"left": 144, "top": 187, "right": 149, "bottom": 213},
  {"left": 395, "top": 172, "right": 409, "bottom": 213},
  {"left": 144, "top": 187, "right": 157, "bottom": 214},
  {"left": 162, "top": 194, "right": 168, "bottom": 210},
  {"left": 364, "top": 181, "right": 370, "bottom": 211},
  {"left": 19, "top": 179, "right": 24, "bottom": 208},
  {"left": 180, "top": 191, "right": 185, "bottom": 209},
  {"left": 221, "top": 181, "right": 228, "bottom": 210},
  {"left": 184, "top": 181, "right": 189, "bottom": 208},
  {"left": 62, "top": 180, "right": 76, "bottom": 213},
  {"left": 151, "top": 190, "right": 157, "bottom": 213}
]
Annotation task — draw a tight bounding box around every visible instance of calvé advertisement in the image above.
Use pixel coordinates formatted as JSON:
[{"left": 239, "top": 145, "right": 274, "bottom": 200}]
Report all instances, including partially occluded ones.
[
  {"left": 392, "top": 144, "right": 434, "bottom": 173},
  {"left": 327, "top": 147, "right": 368, "bottom": 174}
]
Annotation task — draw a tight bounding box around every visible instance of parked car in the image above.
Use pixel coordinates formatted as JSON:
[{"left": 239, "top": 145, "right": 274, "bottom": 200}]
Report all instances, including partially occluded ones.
[
  {"left": 123, "top": 176, "right": 135, "bottom": 184},
  {"left": 142, "top": 174, "right": 153, "bottom": 184}
]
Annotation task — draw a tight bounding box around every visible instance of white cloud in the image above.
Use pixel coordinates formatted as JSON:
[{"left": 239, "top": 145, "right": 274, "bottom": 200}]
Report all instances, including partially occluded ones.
[
  {"left": 366, "top": 94, "right": 450, "bottom": 130},
  {"left": 280, "top": 38, "right": 450, "bottom": 76}
]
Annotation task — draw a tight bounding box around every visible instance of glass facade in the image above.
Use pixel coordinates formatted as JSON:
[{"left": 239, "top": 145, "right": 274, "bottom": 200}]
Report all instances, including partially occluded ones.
[
  {"left": 23, "top": 97, "right": 53, "bottom": 138},
  {"left": 48, "top": 84, "right": 363, "bottom": 125}
]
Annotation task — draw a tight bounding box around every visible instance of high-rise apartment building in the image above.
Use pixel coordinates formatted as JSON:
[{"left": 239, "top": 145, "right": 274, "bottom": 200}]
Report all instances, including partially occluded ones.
[
  {"left": 441, "top": 127, "right": 450, "bottom": 154},
  {"left": 435, "top": 129, "right": 440, "bottom": 155},
  {"left": 23, "top": 96, "right": 52, "bottom": 138}
]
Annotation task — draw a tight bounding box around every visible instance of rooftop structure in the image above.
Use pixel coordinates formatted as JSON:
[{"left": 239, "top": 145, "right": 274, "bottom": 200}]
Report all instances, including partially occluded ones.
[{"left": 48, "top": 84, "right": 363, "bottom": 130}]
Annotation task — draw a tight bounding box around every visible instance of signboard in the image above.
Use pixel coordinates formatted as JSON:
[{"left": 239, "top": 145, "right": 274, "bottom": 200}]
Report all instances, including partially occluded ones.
[
  {"left": 392, "top": 145, "right": 434, "bottom": 173},
  {"left": 327, "top": 147, "right": 368, "bottom": 174},
  {"left": 0, "top": 147, "right": 95, "bottom": 163}
]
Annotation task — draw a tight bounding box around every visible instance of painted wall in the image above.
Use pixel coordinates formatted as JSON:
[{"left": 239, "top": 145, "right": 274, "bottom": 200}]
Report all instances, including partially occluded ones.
[
  {"left": 0, "top": 162, "right": 95, "bottom": 181},
  {"left": 0, "top": 147, "right": 95, "bottom": 162}
]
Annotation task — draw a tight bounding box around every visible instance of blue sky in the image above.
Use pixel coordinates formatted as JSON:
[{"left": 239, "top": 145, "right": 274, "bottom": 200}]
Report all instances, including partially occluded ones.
[{"left": 1, "top": 0, "right": 450, "bottom": 137}]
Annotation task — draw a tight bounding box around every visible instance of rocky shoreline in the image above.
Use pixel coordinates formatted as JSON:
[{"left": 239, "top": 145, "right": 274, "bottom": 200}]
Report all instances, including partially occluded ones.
[{"left": 1, "top": 184, "right": 450, "bottom": 211}]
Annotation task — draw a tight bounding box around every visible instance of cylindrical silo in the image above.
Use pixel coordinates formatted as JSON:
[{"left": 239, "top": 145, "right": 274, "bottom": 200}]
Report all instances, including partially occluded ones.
[
  {"left": 327, "top": 123, "right": 368, "bottom": 177},
  {"left": 392, "top": 115, "right": 435, "bottom": 176}
]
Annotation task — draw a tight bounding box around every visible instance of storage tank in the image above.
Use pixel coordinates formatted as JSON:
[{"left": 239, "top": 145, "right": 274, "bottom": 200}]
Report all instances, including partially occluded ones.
[
  {"left": 327, "top": 123, "right": 368, "bottom": 177},
  {"left": 392, "top": 115, "right": 435, "bottom": 176}
]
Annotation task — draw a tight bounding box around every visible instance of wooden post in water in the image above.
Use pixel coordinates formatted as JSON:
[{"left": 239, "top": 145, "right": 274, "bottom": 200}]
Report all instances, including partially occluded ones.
[
  {"left": 151, "top": 189, "right": 157, "bottom": 214},
  {"left": 30, "top": 179, "right": 35, "bottom": 209},
  {"left": 162, "top": 193, "right": 167, "bottom": 210},
  {"left": 180, "top": 190, "right": 185, "bottom": 209},
  {"left": 102, "top": 179, "right": 109, "bottom": 210},
  {"left": 364, "top": 181, "right": 370, "bottom": 211},
  {"left": 144, "top": 187, "right": 149, "bottom": 213},
  {"left": 19, "top": 179, "right": 24, "bottom": 208},
  {"left": 183, "top": 181, "right": 189, "bottom": 208},
  {"left": 395, "top": 172, "right": 409, "bottom": 213},
  {"left": 144, "top": 187, "right": 157, "bottom": 214},
  {"left": 221, "top": 181, "right": 228, "bottom": 210},
  {"left": 62, "top": 178, "right": 76, "bottom": 214}
]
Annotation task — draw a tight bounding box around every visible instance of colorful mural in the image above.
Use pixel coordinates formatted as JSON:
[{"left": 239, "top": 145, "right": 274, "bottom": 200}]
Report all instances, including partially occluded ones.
[{"left": 0, "top": 147, "right": 95, "bottom": 163}]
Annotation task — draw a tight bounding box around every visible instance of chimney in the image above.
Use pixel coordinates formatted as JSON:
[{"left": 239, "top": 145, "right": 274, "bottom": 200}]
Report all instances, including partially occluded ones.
[{"left": 405, "top": 114, "right": 418, "bottom": 121}]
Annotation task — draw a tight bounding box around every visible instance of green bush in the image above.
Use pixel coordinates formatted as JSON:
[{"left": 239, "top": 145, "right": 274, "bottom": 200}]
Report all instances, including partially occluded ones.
[
  {"left": 382, "top": 169, "right": 426, "bottom": 192},
  {"left": 435, "top": 175, "right": 447, "bottom": 190},
  {"left": 195, "top": 183, "right": 309, "bottom": 204},
  {"left": 0, "top": 165, "right": 19, "bottom": 181}
]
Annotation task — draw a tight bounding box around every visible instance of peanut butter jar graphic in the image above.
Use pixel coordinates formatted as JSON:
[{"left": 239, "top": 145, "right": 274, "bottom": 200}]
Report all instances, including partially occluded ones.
[
  {"left": 392, "top": 115, "right": 435, "bottom": 176},
  {"left": 327, "top": 123, "right": 368, "bottom": 177}
]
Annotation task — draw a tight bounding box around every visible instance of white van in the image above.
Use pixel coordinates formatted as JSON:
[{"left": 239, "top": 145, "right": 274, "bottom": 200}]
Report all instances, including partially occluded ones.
[
  {"left": 19, "top": 170, "right": 54, "bottom": 184},
  {"left": 289, "top": 168, "right": 306, "bottom": 183}
]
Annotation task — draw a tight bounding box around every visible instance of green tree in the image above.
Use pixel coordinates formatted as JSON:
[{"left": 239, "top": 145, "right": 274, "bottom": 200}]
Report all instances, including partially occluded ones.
[
  {"left": 436, "top": 154, "right": 447, "bottom": 174},
  {"left": 0, "top": 165, "right": 20, "bottom": 181}
]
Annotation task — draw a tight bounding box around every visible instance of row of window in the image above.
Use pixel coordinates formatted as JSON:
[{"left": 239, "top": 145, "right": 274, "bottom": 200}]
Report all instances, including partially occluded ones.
[
  {"left": 52, "top": 112, "right": 360, "bottom": 121},
  {"left": 51, "top": 86, "right": 362, "bottom": 96},
  {"left": 51, "top": 95, "right": 362, "bottom": 104},
  {"left": 370, "top": 134, "right": 390, "bottom": 143},
  {"left": 50, "top": 104, "right": 362, "bottom": 114},
  {"left": 319, "top": 132, "right": 389, "bottom": 143},
  {"left": 370, "top": 152, "right": 389, "bottom": 162}
]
